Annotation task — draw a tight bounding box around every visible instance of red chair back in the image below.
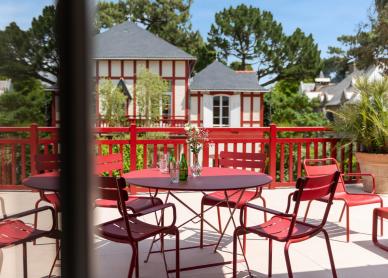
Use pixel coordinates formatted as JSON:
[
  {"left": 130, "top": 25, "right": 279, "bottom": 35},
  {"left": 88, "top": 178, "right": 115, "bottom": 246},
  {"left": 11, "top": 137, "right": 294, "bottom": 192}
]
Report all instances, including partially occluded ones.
[
  {"left": 97, "top": 177, "right": 133, "bottom": 239},
  {"left": 36, "top": 154, "right": 60, "bottom": 173},
  {"left": 95, "top": 153, "right": 123, "bottom": 176},
  {"left": 303, "top": 158, "right": 345, "bottom": 193},
  {"left": 288, "top": 171, "right": 341, "bottom": 237},
  {"left": 219, "top": 151, "right": 266, "bottom": 172}
]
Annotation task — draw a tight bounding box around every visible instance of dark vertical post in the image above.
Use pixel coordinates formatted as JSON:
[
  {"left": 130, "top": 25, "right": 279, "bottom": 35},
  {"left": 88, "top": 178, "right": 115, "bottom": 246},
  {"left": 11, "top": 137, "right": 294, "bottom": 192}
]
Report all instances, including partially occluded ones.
[{"left": 57, "top": 0, "right": 94, "bottom": 277}]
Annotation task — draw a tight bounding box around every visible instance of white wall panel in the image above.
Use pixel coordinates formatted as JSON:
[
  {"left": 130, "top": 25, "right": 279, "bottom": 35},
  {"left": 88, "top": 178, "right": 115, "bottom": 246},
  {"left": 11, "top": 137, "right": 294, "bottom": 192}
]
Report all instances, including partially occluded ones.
[
  {"left": 149, "top": 61, "right": 159, "bottom": 75},
  {"left": 190, "top": 96, "right": 198, "bottom": 121},
  {"left": 111, "top": 61, "right": 121, "bottom": 77},
  {"left": 203, "top": 94, "right": 213, "bottom": 127},
  {"left": 253, "top": 97, "right": 260, "bottom": 121},
  {"left": 230, "top": 94, "right": 240, "bottom": 127},
  {"left": 174, "top": 80, "right": 185, "bottom": 116},
  {"left": 136, "top": 61, "right": 146, "bottom": 74},
  {"left": 243, "top": 97, "right": 250, "bottom": 121},
  {"left": 123, "top": 61, "right": 134, "bottom": 77},
  {"left": 175, "top": 61, "right": 186, "bottom": 77},
  {"left": 162, "top": 61, "right": 173, "bottom": 77},
  {"left": 99, "top": 60, "right": 109, "bottom": 77}
]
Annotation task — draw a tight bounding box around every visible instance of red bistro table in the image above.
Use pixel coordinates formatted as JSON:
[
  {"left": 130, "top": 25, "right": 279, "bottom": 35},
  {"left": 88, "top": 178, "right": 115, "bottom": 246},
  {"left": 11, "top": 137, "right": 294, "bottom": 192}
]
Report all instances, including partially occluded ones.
[
  {"left": 123, "top": 167, "right": 272, "bottom": 274},
  {"left": 23, "top": 172, "right": 60, "bottom": 192}
]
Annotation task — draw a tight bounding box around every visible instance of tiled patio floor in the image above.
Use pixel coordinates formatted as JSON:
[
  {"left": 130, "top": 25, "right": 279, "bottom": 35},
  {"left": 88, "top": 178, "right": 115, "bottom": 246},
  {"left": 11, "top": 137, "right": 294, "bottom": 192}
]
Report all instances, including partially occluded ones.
[{"left": 1, "top": 185, "right": 388, "bottom": 277}]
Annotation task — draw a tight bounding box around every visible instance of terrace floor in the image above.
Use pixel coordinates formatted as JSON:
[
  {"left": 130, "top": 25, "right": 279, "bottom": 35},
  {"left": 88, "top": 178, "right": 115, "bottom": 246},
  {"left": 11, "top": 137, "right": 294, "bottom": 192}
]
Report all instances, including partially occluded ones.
[{"left": 1, "top": 185, "right": 388, "bottom": 278}]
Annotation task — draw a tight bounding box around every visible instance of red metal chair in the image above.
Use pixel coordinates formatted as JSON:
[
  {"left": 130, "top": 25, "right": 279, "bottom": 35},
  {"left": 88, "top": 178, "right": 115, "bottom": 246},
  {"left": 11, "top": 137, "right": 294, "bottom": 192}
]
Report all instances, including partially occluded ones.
[
  {"left": 0, "top": 206, "right": 57, "bottom": 278},
  {"left": 34, "top": 154, "right": 60, "bottom": 249},
  {"left": 373, "top": 207, "right": 388, "bottom": 251},
  {"left": 303, "top": 158, "right": 383, "bottom": 242},
  {"left": 94, "top": 153, "right": 163, "bottom": 212},
  {"left": 95, "top": 177, "right": 180, "bottom": 278},
  {"left": 200, "top": 151, "right": 267, "bottom": 253},
  {"left": 233, "top": 171, "right": 341, "bottom": 278}
]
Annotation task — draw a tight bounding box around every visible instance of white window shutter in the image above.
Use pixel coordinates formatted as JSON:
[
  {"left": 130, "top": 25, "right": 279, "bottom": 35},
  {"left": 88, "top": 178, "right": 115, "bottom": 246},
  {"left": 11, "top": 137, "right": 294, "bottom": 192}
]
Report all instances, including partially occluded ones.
[
  {"left": 203, "top": 94, "right": 213, "bottom": 127},
  {"left": 230, "top": 94, "right": 241, "bottom": 127}
]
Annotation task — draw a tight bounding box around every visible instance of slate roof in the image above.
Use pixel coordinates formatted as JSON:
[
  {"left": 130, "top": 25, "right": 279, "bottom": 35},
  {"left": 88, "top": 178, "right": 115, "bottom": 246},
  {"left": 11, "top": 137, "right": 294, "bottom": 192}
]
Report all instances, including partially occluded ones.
[
  {"left": 94, "top": 21, "right": 195, "bottom": 60},
  {"left": 190, "top": 61, "right": 268, "bottom": 92}
]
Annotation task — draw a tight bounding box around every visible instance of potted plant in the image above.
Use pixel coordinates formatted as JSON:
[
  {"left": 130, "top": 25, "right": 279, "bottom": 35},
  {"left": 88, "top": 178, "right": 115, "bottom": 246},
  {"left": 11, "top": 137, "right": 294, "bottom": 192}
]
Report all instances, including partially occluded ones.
[{"left": 330, "top": 76, "right": 388, "bottom": 193}]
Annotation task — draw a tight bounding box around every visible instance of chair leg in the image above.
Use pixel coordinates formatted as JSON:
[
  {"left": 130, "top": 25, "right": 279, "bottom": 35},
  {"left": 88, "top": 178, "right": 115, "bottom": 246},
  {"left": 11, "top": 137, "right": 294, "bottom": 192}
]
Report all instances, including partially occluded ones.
[
  {"left": 33, "top": 199, "right": 43, "bottom": 245},
  {"left": 243, "top": 207, "right": 247, "bottom": 255},
  {"left": 372, "top": 208, "right": 378, "bottom": 245},
  {"left": 380, "top": 201, "right": 384, "bottom": 236},
  {"left": 175, "top": 229, "right": 180, "bottom": 278},
  {"left": 232, "top": 227, "right": 244, "bottom": 278},
  {"left": 217, "top": 206, "right": 222, "bottom": 234},
  {"left": 284, "top": 241, "right": 293, "bottom": 278},
  {"left": 339, "top": 203, "right": 346, "bottom": 222},
  {"left": 303, "top": 200, "right": 312, "bottom": 222},
  {"left": 322, "top": 229, "right": 337, "bottom": 278},
  {"left": 268, "top": 239, "right": 273, "bottom": 277},
  {"left": 200, "top": 201, "right": 204, "bottom": 248},
  {"left": 0, "top": 196, "right": 6, "bottom": 218},
  {"left": 128, "top": 244, "right": 137, "bottom": 278},
  {"left": 49, "top": 245, "right": 61, "bottom": 278},
  {"left": 23, "top": 242, "right": 27, "bottom": 278},
  {"left": 346, "top": 205, "right": 350, "bottom": 242},
  {"left": 135, "top": 242, "right": 139, "bottom": 278},
  {"left": 259, "top": 195, "right": 267, "bottom": 222}
]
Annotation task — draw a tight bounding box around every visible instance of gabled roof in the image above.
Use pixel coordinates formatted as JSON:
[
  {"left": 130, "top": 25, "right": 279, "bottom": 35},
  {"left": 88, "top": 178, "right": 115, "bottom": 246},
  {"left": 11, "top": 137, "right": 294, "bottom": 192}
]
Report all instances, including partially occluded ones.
[
  {"left": 190, "top": 61, "right": 268, "bottom": 92},
  {"left": 94, "top": 21, "right": 195, "bottom": 60},
  {"left": 322, "top": 70, "right": 362, "bottom": 106}
]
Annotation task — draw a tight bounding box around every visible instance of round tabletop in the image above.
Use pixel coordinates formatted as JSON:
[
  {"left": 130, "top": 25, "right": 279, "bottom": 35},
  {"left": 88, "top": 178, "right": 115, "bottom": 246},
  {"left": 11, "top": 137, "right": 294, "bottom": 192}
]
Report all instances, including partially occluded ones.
[
  {"left": 22, "top": 172, "right": 60, "bottom": 192},
  {"left": 123, "top": 167, "right": 272, "bottom": 191}
]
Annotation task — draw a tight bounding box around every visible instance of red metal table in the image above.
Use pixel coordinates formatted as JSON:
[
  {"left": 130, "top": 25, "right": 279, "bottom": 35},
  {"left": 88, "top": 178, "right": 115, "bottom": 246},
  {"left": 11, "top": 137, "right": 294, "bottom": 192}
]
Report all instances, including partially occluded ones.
[
  {"left": 22, "top": 172, "right": 60, "bottom": 192},
  {"left": 123, "top": 167, "right": 272, "bottom": 274}
]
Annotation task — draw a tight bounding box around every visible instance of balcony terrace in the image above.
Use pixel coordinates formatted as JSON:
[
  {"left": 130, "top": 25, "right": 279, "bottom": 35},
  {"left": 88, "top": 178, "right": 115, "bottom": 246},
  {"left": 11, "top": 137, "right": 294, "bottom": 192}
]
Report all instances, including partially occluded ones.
[{"left": 0, "top": 125, "right": 387, "bottom": 277}]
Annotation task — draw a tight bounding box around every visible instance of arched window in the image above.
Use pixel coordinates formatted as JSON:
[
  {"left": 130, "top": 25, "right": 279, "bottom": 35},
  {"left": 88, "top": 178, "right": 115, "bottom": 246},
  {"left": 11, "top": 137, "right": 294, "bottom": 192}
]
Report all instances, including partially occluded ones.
[{"left": 213, "top": 95, "right": 229, "bottom": 127}]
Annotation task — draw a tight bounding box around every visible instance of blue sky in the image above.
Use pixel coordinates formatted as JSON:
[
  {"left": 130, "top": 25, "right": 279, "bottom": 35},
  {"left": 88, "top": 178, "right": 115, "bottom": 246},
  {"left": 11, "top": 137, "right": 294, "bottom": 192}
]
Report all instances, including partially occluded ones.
[{"left": 0, "top": 0, "right": 374, "bottom": 57}]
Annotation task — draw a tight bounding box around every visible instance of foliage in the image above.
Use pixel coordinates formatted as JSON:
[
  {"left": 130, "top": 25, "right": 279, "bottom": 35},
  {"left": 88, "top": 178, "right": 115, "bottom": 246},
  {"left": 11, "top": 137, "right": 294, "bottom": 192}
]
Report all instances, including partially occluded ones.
[
  {"left": 229, "top": 62, "right": 253, "bottom": 71},
  {"left": 330, "top": 77, "right": 388, "bottom": 153},
  {"left": 264, "top": 80, "right": 328, "bottom": 127},
  {"left": 208, "top": 4, "right": 322, "bottom": 86},
  {"left": 98, "top": 79, "right": 127, "bottom": 127},
  {"left": 324, "top": 0, "right": 388, "bottom": 78},
  {"left": 0, "top": 6, "right": 57, "bottom": 85},
  {"left": 135, "top": 69, "right": 168, "bottom": 126},
  {"left": 0, "top": 79, "right": 49, "bottom": 126},
  {"left": 96, "top": 0, "right": 208, "bottom": 72}
]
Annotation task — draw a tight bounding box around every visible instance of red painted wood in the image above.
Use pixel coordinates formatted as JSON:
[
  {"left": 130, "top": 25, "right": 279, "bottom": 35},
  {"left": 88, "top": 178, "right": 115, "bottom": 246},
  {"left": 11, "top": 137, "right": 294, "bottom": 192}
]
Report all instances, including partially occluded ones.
[
  {"left": 288, "top": 143, "right": 293, "bottom": 182},
  {"left": 280, "top": 144, "right": 285, "bottom": 182}
]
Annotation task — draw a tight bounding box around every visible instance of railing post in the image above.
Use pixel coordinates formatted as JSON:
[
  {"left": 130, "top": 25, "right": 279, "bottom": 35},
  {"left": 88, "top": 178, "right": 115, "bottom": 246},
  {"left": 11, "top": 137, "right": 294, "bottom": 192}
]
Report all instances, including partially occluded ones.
[
  {"left": 129, "top": 123, "right": 137, "bottom": 194},
  {"left": 203, "top": 140, "right": 209, "bottom": 167},
  {"left": 130, "top": 123, "right": 137, "bottom": 171},
  {"left": 269, "top": 124, "right": 277, "bottom": 188},
  {"left": 30, "top": 123, "right": 39, "bottom": 175}
]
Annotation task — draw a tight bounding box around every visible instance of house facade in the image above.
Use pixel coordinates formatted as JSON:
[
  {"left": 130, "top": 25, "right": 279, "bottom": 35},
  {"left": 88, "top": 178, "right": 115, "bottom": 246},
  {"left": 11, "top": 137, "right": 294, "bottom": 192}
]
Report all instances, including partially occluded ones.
[
  {"left": 190, "top": 61, "right": 268, "bottom": 127},
  {"left": 93, "top": 22, "right": 196, "bottom": 126},
  {"left": 93, "top": 22, "right": 267, "bottom": 127}
]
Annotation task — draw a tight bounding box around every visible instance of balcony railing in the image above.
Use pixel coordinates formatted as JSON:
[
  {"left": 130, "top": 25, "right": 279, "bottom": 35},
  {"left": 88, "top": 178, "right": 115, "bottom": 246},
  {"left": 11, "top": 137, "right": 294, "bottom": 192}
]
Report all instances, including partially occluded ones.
[
  {"left": 95, "top": 116, "right": 187, "bottom": 127},
  {"left": 0, "top": 124, "right": 356, "bottom": 190}
]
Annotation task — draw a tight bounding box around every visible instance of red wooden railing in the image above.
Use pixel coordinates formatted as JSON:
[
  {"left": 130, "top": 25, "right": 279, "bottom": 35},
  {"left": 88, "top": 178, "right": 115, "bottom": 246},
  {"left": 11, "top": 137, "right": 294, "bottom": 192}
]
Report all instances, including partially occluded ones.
[{"left": 0, "top": 124, "right": 356, "bottom": 189}]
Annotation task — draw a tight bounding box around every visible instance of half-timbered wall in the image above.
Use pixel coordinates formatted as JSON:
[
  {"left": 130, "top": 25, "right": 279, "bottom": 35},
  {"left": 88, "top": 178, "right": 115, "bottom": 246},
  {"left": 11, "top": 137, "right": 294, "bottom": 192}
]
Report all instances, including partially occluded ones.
[{"left": 94, "top": 59, "right": 189, "bottom": 121}]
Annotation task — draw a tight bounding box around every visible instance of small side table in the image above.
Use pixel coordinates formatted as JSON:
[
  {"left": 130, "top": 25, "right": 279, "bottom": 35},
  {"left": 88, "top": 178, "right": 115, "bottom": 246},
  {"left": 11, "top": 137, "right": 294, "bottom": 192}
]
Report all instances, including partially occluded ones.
[{"left": 373, "top": 207, "right": 388, "bottom": 251}]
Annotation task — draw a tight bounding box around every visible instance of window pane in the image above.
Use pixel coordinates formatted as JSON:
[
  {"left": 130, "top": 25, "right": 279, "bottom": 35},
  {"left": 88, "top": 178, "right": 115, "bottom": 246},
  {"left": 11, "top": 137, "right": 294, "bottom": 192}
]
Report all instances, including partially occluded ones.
[
  {"left": 166, "top": 80, "right": 172, "bottom": 92},
  {"left": 222, "top": 106, "right": 229, "bottom": 117},
  {"left": 222, "top": 96, "right": 229, "bottom": 106},
  {"left": 213, "top": 117, "right": 220, "bottom": 125},
  {"left": 213, "top": 96, "right": 220, "bottom": 106},
  {"left": 213, "top": 107, "right": 220, "bottom": 117},
  {"left": 162, "top": 95, "right": 171, "bottom": 116},
  {"left": 222, "top": 117, "right": 229, "bottom": 125}
]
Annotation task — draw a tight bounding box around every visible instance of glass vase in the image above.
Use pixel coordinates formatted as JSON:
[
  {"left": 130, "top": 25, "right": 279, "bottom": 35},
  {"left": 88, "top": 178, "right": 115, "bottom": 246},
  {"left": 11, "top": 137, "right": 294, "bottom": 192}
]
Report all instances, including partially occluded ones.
[{"left": 191, "top": 153, "right": 202, "bottom": 177}]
